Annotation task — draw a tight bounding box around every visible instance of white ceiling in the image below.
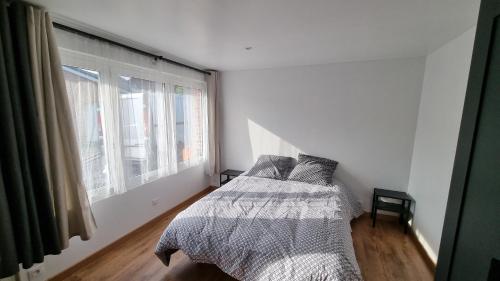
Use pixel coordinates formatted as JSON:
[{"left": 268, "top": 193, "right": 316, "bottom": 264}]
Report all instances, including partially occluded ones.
[{"left": 32, "top": 0, "right": 480, "bottom": 71}]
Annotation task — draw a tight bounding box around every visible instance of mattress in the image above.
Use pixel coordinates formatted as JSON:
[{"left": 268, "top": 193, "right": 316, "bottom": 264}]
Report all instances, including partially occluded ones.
[{"left": 155, "top": 175, "right": 363, "bottom": 281}]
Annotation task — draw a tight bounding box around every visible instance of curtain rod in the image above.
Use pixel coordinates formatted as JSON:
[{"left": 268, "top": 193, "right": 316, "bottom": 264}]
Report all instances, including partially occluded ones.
[{"left": 52, "top": 22, "right": 211, "bottom": 76}]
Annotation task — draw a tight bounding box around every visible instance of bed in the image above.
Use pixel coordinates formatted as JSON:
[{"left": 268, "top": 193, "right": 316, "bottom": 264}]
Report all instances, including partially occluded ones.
[{"left": 155, "top": 173, "right": 364, "bottom": 281}]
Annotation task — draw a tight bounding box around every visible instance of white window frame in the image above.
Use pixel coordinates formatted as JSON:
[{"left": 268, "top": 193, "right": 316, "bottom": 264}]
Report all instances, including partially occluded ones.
[{"left": 59, "top": 47, "right": 208, "bottom": 201}]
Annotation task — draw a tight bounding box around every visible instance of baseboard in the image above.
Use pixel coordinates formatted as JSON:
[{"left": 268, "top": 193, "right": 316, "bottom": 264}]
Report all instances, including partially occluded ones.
[
  {"left": 408, "top": 227, "right": 437, "bottom": 274},
  {"left": 49, "top": 186, "right": 215, "bottom": 281}
]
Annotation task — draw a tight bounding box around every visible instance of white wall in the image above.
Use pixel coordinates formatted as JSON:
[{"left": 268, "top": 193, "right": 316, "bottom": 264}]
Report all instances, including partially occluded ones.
[
  {"left": 407, "top": 27, "right": 476, "bottom": 263},
  {"left": 220, "top": 58, "right": 425, "bottom": 210},
  {"left": 41, "top": 165, "right": 209, "bottom": 279}
]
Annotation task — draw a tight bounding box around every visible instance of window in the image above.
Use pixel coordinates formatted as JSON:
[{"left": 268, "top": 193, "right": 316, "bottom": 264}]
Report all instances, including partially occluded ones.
[
  {"left": 61, "top": 62, "right": 207, "bottom": 202},
  {"left": 118, "top": 76, "right": 159, "bottom": 184},
  {"left": 174, "top": 85, "right": 204, "bottom": 166},
  {"left": 175, "top": 85, "right": 186, "bottom": 162},
  {"left": 63, "top": 66, "right": 109, "bottom": 193}
]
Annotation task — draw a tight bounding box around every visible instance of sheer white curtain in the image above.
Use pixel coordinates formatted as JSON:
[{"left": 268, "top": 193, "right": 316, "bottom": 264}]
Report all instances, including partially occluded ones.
[
  {"left": 155, "top": 83, "right": 178, "bottom": 177},
  {"left": 63, "top": 66, "right": 109, "bottom": 193},
  {"left": 172, "top": 84, "right": 207, "bottom": 169},
  {"left": 55, "top": 28, "right": 207, "bottom": 202},
  {"left": 118, "top": 75, "right": 178, "bottom": 187},
  {"left": 99, "top": 70, "right": 126, "bottom": 197},
  {"left": 183, "top": 86, "right": 205, "bottom": 167}
]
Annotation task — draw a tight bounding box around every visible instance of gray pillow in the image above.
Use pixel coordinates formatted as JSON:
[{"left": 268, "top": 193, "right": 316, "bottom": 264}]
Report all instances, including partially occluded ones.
[
  {"left": 247, "top": 155, "right": 296, "bottom": 180},
  {"left": 287, "top": 153, "right": 338, "bottom": 185}
]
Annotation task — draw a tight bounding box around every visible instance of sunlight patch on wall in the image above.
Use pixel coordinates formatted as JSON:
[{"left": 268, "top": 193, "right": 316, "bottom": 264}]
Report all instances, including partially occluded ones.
[{"left": 248, "top": 119, "right": 302, "bottom": 162}]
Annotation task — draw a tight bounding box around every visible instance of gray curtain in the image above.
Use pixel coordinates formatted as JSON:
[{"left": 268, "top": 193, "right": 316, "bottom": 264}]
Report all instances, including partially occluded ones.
[
  {"left": 0, "top": 1, "right": 97, "bottom": 278},
  {"left": 26, "top": 6, "right": 96, "bottom": 249},
  {"left": 206, "top": 70, "right": 220, "bottom": 176},
  {"left": 0, "top": 0, "right": 61, "bottom": 278}
]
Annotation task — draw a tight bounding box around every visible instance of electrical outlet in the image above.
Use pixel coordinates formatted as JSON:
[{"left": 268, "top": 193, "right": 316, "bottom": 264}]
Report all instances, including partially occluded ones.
[
  {"left": 152, "top": 198, "right": 159, "bottom": 206},
  {"left": 27, "top": 264, "right": 46, "bottom": 281}
]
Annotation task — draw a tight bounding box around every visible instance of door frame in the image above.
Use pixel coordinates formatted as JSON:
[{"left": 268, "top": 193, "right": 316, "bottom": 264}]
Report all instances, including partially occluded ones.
[{"left": 435, "top": 0, "right": 500, "bottom": 280}]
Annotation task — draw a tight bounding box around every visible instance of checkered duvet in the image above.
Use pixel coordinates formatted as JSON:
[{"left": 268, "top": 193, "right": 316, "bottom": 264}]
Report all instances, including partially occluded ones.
[{"left": 155, "top": 176, "right": 364, "bottom": 281}]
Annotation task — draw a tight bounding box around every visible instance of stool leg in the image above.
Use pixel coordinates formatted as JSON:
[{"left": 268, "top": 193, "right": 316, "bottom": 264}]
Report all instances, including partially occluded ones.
[
  {"left": 404, "top": 211, "right": 409, "bottom": 234},
  {"left": 404, "top": 200, "right": 411, "bottom": 234},
  {"left": 372, "top": 208, "right": 377, "bottom": 227},
  {"left": 371, "top": 194, "right": 377, "bottom": 218},
  {"left": 399, "top": 201, "right": 405, "bottom": 224},
  {"left": 371, "top": 196, "right": 374, "bottom": 218}
]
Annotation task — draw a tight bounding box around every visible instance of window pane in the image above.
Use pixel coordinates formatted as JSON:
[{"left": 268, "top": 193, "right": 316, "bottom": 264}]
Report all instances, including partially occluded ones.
[
  {"left": 175, "top": 85, "right": 185, "bottom": 162},
  {"left": 174, "top": 85, "right": 204, "bottom": 165},
  {"left": 118, "top": 76, "right": 159, "bottom": 183},
  {"left": 63, "top": 65, "right": 108, "bottom": 192},
  {"left": 191, "top": 88, "right": 204, "bottom": 161}
]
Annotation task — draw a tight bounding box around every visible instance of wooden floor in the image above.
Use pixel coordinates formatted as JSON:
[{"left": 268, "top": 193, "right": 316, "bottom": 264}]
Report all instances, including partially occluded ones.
[
  {"left": 53, "top": 189, "right": 434, "bottom": 281},
  {"left": 351, "top": 214, "right": 434, "bottom": 281}
]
